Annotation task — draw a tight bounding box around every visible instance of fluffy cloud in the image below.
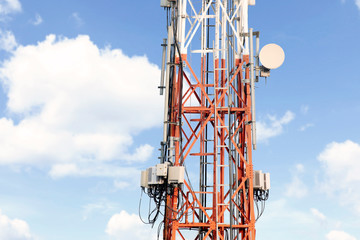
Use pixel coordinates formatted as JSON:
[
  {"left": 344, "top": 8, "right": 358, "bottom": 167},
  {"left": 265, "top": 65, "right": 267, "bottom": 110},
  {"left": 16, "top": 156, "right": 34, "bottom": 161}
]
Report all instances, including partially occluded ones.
[
  {"left": 257, "top": 199, "right": 326, "bottom": 239},
  {"left": 356, "top": 0, "right": 360, "bottom": 10},
  {"left": 0, "top": 34, "right": 162, "bottom": 177},
  {"left": 318, "top": 140, "right": 360, "bottom": 213},
  {"left": 257, "top": 198, "right": 358, "bottom": 240},
  {"left": 285, "top": 164, "right": 308, "bottom": 198},
  {"left": 106, "top": 210, "right": 156, "bottom": 240},
  {"left": 0, "top": 210, "right": 34, "bottom": 240},
  {"left": 285, "top": 176, "right": 308, "bottom": 198},
  {"left": 299, "top": 123, "right": 314, "bottom": 132},
  {"left": 0, "top": 30, "right": 17, "bottom": 52},
  {"left": 82, "top": 199, "right": 118, "bottom": 221},
  {"left": 257, "top": 111, "right": 295, "bottom": 142},
  {"left": 71, "top": 12, "right": 84, "bottom": 27},
  {"left": 326, "top": 230, "right": 357, "bottom": 240},
  {"left": 48, "top": 163, "right": 140, "bottom": 179},
  {"left": 311, "top": 208, "right": 326, "bottom": 223},
  {"left": 342, "top": 0, "right": 360, "bottom": 10},
  {"left": 0, "top": 0, "right": 21, "bottom": 16},
  {"left": 300, "top": 105, "right": 309, "bottom": 115},
  {"left": 30, "top": 14, "right": 43, "bottom": 26}
]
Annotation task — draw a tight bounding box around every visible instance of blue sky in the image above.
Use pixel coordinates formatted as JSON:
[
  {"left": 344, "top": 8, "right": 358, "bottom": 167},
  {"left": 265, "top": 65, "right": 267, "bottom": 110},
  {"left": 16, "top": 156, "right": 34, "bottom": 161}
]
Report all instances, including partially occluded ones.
[{"left": 0, "top": 0, "right": 359, "bottom": 239}]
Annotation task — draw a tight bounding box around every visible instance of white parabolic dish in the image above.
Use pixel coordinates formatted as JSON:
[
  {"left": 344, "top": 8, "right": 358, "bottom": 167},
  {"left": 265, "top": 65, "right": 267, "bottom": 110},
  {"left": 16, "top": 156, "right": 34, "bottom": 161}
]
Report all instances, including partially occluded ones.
[{"left": 259, "top": 44, "right": 285, "bottom": 69}]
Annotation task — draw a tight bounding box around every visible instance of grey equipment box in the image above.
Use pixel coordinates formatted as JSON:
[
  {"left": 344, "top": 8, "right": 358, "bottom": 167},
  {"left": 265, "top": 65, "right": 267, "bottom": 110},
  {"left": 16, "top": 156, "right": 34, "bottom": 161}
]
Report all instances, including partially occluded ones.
[
  {"left": 147, "top": 167, "right": 164, "bottom": 185},
  {"left": 168, "top": 166, "right": 185, "bottom": 184},
  {"left": 160, "top": 0, "right": 171, "bottom": 7}
]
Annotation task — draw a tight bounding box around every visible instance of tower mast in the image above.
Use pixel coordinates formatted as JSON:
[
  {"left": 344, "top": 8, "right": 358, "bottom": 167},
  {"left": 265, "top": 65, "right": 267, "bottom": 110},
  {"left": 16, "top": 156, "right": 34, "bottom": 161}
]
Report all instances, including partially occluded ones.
[
  {"left": 163, "top": 0, "right": 256, "bottom": 239},
  {"left": 141, "top": 1, "right": 281, "bottom": 239}
]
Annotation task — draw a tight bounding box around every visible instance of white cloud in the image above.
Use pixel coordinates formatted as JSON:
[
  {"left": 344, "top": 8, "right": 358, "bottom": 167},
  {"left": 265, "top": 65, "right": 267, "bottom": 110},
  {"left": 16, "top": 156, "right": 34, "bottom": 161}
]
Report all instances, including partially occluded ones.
[
  {"left": 0, "top": 30, "right": 17, "bottom": 52},
  {"left": 318, "top": 140, "right": 360, "bottom": 213},
  {"left": 356, "top": 0, "right": 360, "bottom": 10},
  {"left": 257, "top": 111, "right": 295, "bottom": 142},
  {"left": 311, "top": 208, "right": 326, "bottom": 222},
  {"left": 30, "top": 13, "right": 42, "bottom": 26},
  {"left": 285, "top": 176, "right": 308, "bottom": 198},
  {"left": 106, "top": 210, "right": 156, "bottom": 240},
  {"left": 0, "top": 210, "right": 35, "bottom": 240},
  {"left": 257, "top": 199, "right": 325, "bottom": 239},
  {"left": 0, "top": 34, "right": 162, "bottom": 177},
  {"left": 0, "top": 0, "right": 21, "bottom": 15},
  {"left": 300, "top": 105, "right": 309, "bottom": 114},
  {"left": 113, "top": 180, "right": 130, "bottom": 190},
  {"left": 71, "top": 12, "right": 84, "bottom": 27},
  {"left": 343, "top": 0, "right": 360, "bottom": 10},
  {"left": 326, "top": 230, "right": 357, "bottom": 240},
  {"left": 295, "top": 163, "right": 304, "bottom": 173},
  {"left": 82, "top": 199, "right": 118, "bottom": 220},
  {"left": 49, "top": 164, "right": 139, "bottom": 179},
  {"left": 257, "top": 198, "right": 357, "bottom": 240},
  {"left": 285, "top": 164, "right": 308, "bottom": 198},
  {"left": 48, "top": 163, "right": 78, "bottom": 178},
  {"left": 299, "top": 123, "right": 314, "bottom": 131}
]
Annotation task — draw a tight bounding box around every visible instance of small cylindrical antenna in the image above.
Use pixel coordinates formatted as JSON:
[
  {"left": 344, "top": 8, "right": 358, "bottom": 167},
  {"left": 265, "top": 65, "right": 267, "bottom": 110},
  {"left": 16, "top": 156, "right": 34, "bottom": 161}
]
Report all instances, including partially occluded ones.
[
  {"left": 249, "top": 28, "right": 257, "bottom": 150},
  {"left": 159, "top": 38, "right": 167, "bottom": 95}
]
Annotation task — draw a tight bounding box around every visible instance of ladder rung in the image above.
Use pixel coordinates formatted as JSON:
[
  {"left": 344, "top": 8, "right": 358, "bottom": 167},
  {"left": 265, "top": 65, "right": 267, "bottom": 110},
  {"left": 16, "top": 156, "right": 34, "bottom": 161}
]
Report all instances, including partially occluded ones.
[
  {"left": 191, "top": 153, "right": 215, "bottom": 156},
  {"left": 192, "top": 49, "right": 215, "bottom": 53},
  {"left": 204, "top": 139, "right": 214, "bottom": 142},
  {"left": 216, "top": 126, "right": 228, "bottom": 128},
  {"left": 215, "top": 87, "right": 227, "bottom": 90},
  {"left": 218, "top": 165, "right": 229, "bottom": 167},
  {"left": 218, "top": 203, "right": 229, "bottom": 205},
  {"left": 216, "top": 145, "right": 227, "bottom": 148},
  {"left": 191, "top": 118, "right": 215, "bottom": 122},
  {"left": 214, "top": 68, "right": 227, "bottom": 70},
  {"left": 192, "top": 15, "right": 216, "bottom": 19}
]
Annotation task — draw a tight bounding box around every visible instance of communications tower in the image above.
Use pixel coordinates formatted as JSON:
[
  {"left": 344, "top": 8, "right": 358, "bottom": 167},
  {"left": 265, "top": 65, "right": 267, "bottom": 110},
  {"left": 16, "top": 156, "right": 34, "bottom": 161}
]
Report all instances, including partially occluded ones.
[{"left": 140, "top": 1, "right": 284, "bottom": 239}]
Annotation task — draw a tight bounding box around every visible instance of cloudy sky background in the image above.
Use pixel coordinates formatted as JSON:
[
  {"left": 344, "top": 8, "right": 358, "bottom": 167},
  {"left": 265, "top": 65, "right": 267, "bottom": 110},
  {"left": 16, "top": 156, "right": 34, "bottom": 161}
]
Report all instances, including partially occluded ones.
[{"left": 0, "top": 0, "right": 359, "bottom": 239}]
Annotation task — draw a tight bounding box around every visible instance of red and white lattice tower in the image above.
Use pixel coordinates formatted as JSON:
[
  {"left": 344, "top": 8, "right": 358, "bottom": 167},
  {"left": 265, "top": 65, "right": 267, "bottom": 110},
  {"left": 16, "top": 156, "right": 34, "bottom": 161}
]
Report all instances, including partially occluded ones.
[{"left": 143, "top": 0, "right": 281, "bottom": 239}]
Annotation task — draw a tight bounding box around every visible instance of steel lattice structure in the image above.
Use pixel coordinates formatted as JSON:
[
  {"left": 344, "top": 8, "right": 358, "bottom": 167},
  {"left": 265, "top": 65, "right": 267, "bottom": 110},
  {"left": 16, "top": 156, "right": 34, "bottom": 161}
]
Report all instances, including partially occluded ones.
[
  {"left": 140, "top": 0, "right": 275, "bottom": 239},
  {"left": 161, "top": 0, "right": 259, "bottom": 239}
]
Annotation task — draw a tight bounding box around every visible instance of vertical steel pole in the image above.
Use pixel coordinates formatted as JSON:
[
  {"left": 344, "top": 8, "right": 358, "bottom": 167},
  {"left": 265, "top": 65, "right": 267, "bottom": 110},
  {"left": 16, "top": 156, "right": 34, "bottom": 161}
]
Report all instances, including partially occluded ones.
[
  {"left": 160, "top": 38, "right": 167, "bottom": 95},
  {"left": 199, "top": 1, "right": 207, "bottom": 238},
  {"left": 179, "top": 0, "right": 187, "bottom": 54},
  {"left": 163, "top": 26, "right": 173, "bottom": 143},
  {"left": 241, "top": 0, "right": 249, "bottom": 55},
  {"left": 249, "top": 28, "right": 256, "bottom": 150},
  {"left": 214, "top": 1, "right": 220, "bottom": 239},
  {"left": 255, "top": 34, "right": 260, "bottom": 82}
]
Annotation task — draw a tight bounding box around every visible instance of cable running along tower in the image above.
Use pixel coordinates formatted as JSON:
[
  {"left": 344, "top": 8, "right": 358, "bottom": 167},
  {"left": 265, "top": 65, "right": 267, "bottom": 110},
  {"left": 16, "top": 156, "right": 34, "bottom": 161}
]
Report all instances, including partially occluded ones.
[{"left": 140, "top": 1, "right": 284, "bottom": 239}]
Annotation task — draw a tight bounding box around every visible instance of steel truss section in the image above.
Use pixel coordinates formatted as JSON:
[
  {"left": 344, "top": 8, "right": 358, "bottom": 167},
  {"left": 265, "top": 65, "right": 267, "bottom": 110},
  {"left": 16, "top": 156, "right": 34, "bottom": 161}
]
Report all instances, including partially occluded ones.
[{"left": 163, "top": 0, "right": 256, "bottom": 239}]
